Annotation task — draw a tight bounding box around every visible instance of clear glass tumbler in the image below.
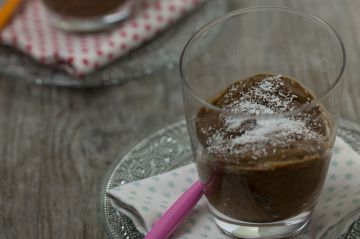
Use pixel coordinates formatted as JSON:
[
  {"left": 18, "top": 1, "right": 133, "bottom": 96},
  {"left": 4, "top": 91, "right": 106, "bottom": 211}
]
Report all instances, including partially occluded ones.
[{"left": 180, "top": 7, "right": 345, "bottom": 239}]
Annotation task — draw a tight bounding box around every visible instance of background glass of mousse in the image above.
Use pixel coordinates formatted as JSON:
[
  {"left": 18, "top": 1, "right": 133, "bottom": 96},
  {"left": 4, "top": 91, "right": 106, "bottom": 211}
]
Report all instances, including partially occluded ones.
[
  {"left": 41, "top": 0, "right": 132, "bottom": 31},
  {"left": 180, "top": 7, "right": 345, "bottom": 239}
]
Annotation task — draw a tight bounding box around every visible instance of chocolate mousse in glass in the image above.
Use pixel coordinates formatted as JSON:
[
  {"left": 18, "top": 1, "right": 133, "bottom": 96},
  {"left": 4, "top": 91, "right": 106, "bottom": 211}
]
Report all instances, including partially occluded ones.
[
  {"left": 181, "top": 7, "right": 345, "bottom": 239},
  {"left": 41, "top": 0, "right": 132, "bottom": 31}
]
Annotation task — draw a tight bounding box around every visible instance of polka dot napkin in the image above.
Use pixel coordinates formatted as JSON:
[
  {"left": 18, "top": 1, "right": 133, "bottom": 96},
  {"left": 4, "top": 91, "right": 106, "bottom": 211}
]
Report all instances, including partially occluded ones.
[
  {"left": 108, "top": 137, "right": 360, "bottom": 238},
  {"left": 0, "top": 0, "right": 204, "bottom": 76}
]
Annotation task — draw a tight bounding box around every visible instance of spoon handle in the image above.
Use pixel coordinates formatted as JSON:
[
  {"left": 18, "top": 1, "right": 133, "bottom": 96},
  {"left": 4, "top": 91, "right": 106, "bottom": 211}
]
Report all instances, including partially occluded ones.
[{"left": 144, "top": 180, "right": 203, "bottom": 239}]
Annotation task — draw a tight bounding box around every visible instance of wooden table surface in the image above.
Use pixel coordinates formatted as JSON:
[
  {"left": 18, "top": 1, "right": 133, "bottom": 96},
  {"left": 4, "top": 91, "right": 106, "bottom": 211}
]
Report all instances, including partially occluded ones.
[{"left": 1, "top": 0, "right": 360, "bottom": 238}]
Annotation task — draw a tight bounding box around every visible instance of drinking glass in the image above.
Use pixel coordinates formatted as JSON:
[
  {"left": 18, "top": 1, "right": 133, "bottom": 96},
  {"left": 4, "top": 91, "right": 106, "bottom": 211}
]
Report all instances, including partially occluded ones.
[{"left": 180, "top": 7, "right": 345, "bottom": 239}]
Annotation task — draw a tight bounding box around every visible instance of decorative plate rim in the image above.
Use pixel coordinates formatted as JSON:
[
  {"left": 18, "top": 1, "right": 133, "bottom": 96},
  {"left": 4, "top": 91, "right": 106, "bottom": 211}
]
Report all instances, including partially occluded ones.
[{"left": 99, "top": 118, "right": 360, "bottom": 239}]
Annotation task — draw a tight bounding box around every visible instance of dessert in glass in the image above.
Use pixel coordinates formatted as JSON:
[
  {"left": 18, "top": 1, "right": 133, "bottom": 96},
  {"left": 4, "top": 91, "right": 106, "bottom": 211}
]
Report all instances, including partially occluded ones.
[
  {"left": 41, "top": 0, "right": 132, "bottom": 31},
  {"left": 181, "top": 7, "right": 345, "bottom": 239}
]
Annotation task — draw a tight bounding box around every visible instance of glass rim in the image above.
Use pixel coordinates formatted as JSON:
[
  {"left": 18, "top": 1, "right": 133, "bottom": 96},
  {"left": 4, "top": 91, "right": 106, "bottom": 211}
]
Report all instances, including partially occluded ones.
[{"left": 180, "top": 6, "right": 346, "bottom": 118}]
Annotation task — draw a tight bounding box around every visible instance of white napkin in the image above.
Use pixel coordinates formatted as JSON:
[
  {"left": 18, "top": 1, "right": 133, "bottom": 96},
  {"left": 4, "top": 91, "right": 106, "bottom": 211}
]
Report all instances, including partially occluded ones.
[{"left": 108, "top": 137, "right": 360, "bottom": 238}]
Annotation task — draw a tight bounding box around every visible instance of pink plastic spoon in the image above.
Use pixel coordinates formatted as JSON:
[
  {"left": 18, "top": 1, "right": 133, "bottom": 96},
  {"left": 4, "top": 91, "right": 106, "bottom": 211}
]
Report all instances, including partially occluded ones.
[{"left": 144, "top": 180, "right": 203, "bottom": 239}]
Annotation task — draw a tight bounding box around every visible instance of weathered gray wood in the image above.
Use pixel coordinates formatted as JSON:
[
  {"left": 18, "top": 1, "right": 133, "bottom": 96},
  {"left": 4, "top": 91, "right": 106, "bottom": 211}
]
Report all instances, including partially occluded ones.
[
  {"left": 0, "top": 68, "right": 185, "bottom": 239},
  {"left": 1, "top": 0, "right": 360, "bottom": 238}
]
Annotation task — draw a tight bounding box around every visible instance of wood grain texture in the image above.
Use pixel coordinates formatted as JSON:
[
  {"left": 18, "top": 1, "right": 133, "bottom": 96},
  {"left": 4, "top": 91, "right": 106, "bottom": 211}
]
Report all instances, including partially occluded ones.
[
  {"left": 1, "top": 0, "right": 360, "bottom": 238},
  {"left": 0, "top": 68, "right": 184, "bottom": 239}
]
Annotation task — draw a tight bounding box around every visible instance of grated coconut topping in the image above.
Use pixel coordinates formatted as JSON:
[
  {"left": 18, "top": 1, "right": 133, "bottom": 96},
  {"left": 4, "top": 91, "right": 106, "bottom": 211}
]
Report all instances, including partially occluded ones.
[{"left": 201, "top": 75, "right": 324, "bottom": 158}]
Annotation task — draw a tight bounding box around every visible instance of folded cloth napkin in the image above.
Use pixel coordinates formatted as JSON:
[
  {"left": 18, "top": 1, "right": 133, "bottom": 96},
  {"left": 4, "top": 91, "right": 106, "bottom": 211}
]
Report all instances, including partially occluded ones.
[
  {"left": 108, "top": 137, "right": 360, "bottom": 239},
  {"left": 0, "top": 0, "right": 204, "bottom": 76}
]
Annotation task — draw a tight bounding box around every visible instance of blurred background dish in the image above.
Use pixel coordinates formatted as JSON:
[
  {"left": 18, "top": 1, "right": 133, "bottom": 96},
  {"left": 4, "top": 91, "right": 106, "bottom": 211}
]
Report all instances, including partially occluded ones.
[
  {"left": 0, "top": 0, "right": 228, "bottom": 87},
  {"left": 41, "top": 0, "right": 132, "bottom": 32}
]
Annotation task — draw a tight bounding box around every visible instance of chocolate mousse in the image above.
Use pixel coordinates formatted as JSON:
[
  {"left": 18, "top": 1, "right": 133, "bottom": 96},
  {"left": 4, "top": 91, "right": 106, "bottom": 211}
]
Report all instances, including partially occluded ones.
[
  {"left": 195, "top": 74, "right": 333, "bottom": 223},
  {"left": 42, "top": 0, "right": 127, "bottom": 18}
]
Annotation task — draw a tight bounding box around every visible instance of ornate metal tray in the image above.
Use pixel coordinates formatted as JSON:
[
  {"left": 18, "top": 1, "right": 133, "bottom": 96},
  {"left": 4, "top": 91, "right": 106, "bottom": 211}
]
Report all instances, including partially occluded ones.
[
  {"left": 99, "top": 119, "right": 360, "bottom": 239},
  {"left": 0, "top": 0, "right": 228, "bottom": 87}
]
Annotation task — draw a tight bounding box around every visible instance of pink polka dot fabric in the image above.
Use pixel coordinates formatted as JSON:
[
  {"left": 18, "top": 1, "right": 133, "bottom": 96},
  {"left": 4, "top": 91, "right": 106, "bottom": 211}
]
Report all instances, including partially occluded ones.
[{"left": 0, "top": 0, "right": 204, "bottom": 76}]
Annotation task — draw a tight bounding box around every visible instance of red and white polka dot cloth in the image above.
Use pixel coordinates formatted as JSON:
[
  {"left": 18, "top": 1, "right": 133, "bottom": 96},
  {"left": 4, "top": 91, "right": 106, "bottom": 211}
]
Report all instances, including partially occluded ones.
[{"left": 0, "top": 0, "right": 204, "bottom": 76}]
